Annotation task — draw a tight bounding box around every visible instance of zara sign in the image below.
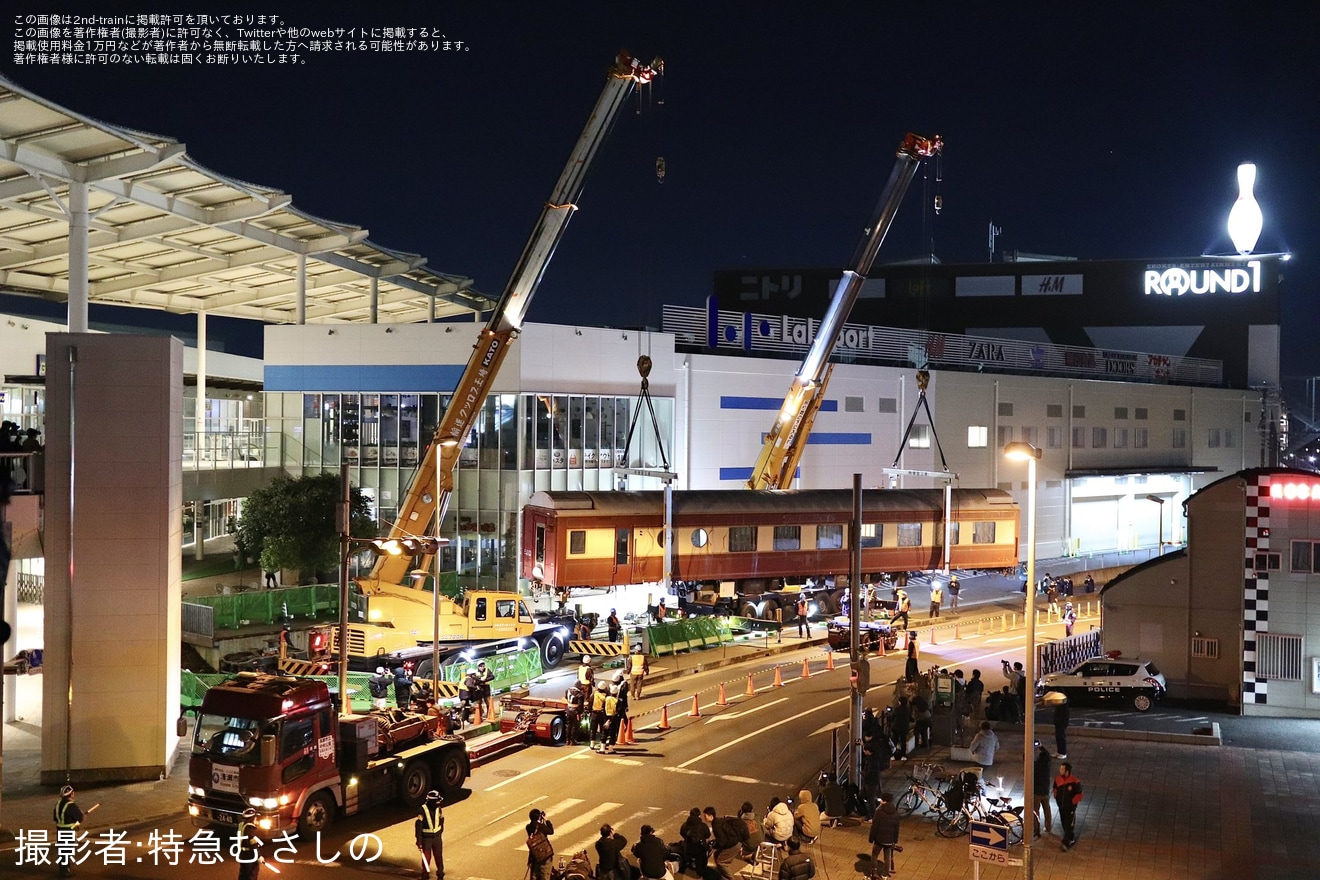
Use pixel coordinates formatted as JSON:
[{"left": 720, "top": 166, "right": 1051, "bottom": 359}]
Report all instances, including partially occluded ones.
[{"left": 1144, "top": 260, "right": 1260, "bottom": 297}]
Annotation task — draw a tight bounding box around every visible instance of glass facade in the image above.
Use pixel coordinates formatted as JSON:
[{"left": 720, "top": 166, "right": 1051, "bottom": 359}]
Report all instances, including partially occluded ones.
[{"left": 267, "top": 390, "right": 674, "bottom": 594}]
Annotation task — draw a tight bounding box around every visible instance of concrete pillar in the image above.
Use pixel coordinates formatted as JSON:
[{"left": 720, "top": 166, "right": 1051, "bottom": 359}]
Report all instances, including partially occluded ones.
[{"left": 66, "top": 181, "right": 89, "bottom": 333}]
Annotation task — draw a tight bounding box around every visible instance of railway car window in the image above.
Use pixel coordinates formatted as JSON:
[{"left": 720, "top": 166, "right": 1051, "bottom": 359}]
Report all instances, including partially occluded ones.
[
  {"left": 816, "top": 524, "right": 843, "bottom": 550},
  {"left": 972, "top": 522, "right": 996, "bottom": 544},
  {"left": 773, "top": 526, "right": 801, "bottom": 551},
  {"left": 944, "top": 522, "right": 960, "bottom": 545},
  {"left": 859, "top": 523, "right": 883, "bottom": 548},
  {"left": 569, "top": 530, "right": 586, "bottom": 554},
  {"left": 691, "top": 528, "right": 709, "bottom": 548},
  {"left": 535, "top": 525, "right": 547, "bottom": 563},
  {"left": 729, "top": 526, "right": 757, "bottom": 552},
  {"left": 897, "top": 523, "right": 923, "bottom": 547},
  {"left": 615, "top": 528, "right": 630, "bottom": 564}
]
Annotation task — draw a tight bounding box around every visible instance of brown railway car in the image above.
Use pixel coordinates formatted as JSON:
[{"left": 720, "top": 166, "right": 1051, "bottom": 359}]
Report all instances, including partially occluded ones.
[{"left": 520, "top": 488, "right": 1019, "bottom": 596}]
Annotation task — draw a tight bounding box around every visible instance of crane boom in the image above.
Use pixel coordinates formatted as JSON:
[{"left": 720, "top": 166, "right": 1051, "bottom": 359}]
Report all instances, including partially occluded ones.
[
  {"left": 746, "top": 133, "right": 943, "bottom": 491},
  {"left": 367, "top": 52, "right": 662, "bottom": 591}
]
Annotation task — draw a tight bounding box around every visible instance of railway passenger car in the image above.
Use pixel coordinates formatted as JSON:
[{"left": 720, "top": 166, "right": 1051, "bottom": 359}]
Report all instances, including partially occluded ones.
[{"left": 520, "top": 488, "right": 1019, "bottom": 603}]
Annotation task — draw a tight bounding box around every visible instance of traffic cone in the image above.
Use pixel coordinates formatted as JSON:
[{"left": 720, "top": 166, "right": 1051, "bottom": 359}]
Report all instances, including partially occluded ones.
[
  {"left": 621, "top": 716, "right": 635, "bottom": 744},
  {"left": 801, "top": 658, "right": 811, "bottom": 679},
  {"left": 718, "top": 683, "right": 728, "bottom": 706},
  {"left": 746, "top": 673, "right": 756, "bottom": 696},
  {"left": 773, "top": 666, "right": 784, "bottom": 688},
  {"left": 689, "top": 694, "right": 702, "bottom": 718},
  {"left": 826, "top": 651, "right": 836, "bottom": 671},
  {"left": 930, "top": 627, "right": 938, "bottom": 645},
  {"left": 657, "top": 705, "right": 671, "bottom": 731}
]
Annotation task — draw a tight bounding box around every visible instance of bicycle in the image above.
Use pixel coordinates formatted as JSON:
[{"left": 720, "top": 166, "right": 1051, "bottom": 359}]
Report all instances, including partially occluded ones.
[
  {"left": 935, "top": 776, "right": 1026, "bottom": 842},
  {"left": 895, "top": 762, "right": 949, "bottom": 817}
]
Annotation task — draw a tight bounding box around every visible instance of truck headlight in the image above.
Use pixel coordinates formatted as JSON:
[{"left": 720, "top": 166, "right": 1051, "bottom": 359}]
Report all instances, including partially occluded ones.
[
  {"left": 188, "top": 805, "right": 200, "bottom": 817},
  {"left": 249, "top": 796, "right": 280, "bottom": 809},
  {"left": 188, "top": 785, "right": 205, "bottom": 797},
  {"left": 258, "top": 817, "right": 273, "bottom": 830}
]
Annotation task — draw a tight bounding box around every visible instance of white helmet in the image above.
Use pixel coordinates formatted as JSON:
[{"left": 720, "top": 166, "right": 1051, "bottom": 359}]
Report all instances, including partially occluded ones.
[{"left": 376, "top": 666, "right": 387, "bottom": 675}]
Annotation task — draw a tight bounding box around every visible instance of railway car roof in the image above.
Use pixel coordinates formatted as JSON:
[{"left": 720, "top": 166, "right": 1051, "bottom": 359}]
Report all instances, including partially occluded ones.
[{"left": 525, "top": 488, "right": 1016, "bottom": 518}]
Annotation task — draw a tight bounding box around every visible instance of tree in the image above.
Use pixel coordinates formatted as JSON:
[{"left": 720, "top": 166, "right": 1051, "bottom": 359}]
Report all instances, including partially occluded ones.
[{"left": 234, "top": 473, "right": 375, "bottom": 584}]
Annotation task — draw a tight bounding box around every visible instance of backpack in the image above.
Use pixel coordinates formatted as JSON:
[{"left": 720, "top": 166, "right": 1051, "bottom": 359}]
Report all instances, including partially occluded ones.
[{"left": 368, "top": 676, "right": 387, "bottom": 699}]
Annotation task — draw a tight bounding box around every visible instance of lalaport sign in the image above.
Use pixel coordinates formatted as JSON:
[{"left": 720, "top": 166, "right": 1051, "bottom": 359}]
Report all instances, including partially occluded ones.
[{"left": 1144, "top": 260, "right": 1260, "bottom": 297}]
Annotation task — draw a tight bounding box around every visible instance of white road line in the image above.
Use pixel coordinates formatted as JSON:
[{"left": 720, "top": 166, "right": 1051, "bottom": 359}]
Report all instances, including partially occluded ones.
[
  {"left": 518, "top": 801, "right": 623, "bottom": 851},
  {"left": 474, "top": 798, "right": 584, "bottom": 846},
  {"left": 561, "top": 806, "right": 659, "bottom": 855},
  {"left": 678, "top": 694, "right": 850, "bottom": 768},
  {"left": 704, "top": 698, "right": 788, "bottom": 724},
  {"left": 484, "top": 746, "right": 594, "bottom": 791}
]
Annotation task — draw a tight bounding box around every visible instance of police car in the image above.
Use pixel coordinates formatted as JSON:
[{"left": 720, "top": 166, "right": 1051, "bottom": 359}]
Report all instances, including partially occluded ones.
[{"left": 1038, "top": 656, "right": 1167, "bottom": 712}]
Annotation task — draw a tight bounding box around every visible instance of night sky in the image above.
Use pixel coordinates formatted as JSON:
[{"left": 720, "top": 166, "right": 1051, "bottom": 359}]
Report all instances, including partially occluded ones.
[{"left": 3, "top": 3, "right": 1317, "bottom": 394}]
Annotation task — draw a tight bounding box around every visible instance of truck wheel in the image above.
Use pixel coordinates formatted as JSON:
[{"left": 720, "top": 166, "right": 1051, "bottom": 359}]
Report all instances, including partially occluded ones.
[
  {"left": 821, "top": 592, "right": 840, "bottom": 616},
  {"left": 297, "top": 791, "right": 335, "bottom": 837},
  {"left": 399, "top": 759, "right": 432, "bottom": 808},
  {"left": 436, "top": 750, "right": 468, "bottom": 795},
  {"left": 540, "top": 635, "right": 565, "bottom": 669},
  {"left": 738, "top": 603, "right": 759, "bottom": 620},
  {"left": 759, "top": 599, "right": 780, "bottom": 621},
  {"left": 540, "top": 713, "right": 567, "bottom": 746}
]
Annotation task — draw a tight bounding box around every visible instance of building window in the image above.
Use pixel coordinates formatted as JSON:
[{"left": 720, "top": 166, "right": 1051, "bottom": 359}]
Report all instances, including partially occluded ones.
[
  {"left": 967, "top": 425, "right": 987, "bottom": 448},
  {"left": 1021, "top": 426, "right": 1038, "bottom": 446},
  {"left": 1172, "top": 428, "right": 1187, "bottom": 449},
  {"left": 1173, "top": 408, "right": 1187, "bottom": 421},
  {"left": 845, "top": 396, "right": 864, "bottom": 413},
  {"left": 1136, "top": 407, "right": 1148, "bottom": 420},
  {"left": 878, "top": 397, "right": 898, "bottom": 414},
  {"left": 1115, "top": 407, "right": 1128, "bottom": 419},
  {"left": 1072, "top": 427, "right": 1086, "bottom": 449},
  {"left": 1191, "top": 636, "right": 1220, "bottom": 660},
  {"left": 860, "top": 523, "right": 883, "bottom": 548},
  {"left": 1047, "top": 426, "right": 1064, "bottom": 449},
  {"left": 1113, "top": 427, "right": 1129, "bottom": 448},
  {"left": 1254, "top": 552, "right": 1281, "bottom": 572},
  {"left": 1073, "top": 405, "right": 1086, "bottom": 418},
  {"left": 729, "top": 526, "right": 757, "bottom": 553},
  {"left": 897, "top": 523, "right": 923, "bottom": 547},
  {"left": 1256, "top": 632, "right": 1304, "bottom": 682},
  {"left": 1208, "top": 428, "right": 1221, "bottom": 448},
  {"left": 816, "top": 524, "right": 844, "bottom": 550},
  {"left": 1290, "top": 540, "right": 1320, "bottom": 573},
  {"left": 1091, "top": 427, "right": 1107, "bottom": 448},
  {"left": 998, "top": 402, "right": 1014, "bottom": 417},
  {"left": 569, "top": 530, "right": 586, "bottom": 555},
  {"left": 773, "top": 525, "right": 801, "bottom": 551},
  {"left": 1225, "top": 429, "right": 1236, "bottom": 448},
  {"left": 909, "top": 425, "right": 931, "bottom": 448},
  {"left": 1047, "top": 404, "right": 1063, "bottom": 418},
  {"left": 972, "top": 522, "right": 996, "bottom": 544},
  {"left": 997, "top": 425, "right": 1014, "bottom": 448},
  {"left": 1134, "top": 428, "right": 1149, "bottom": 448}
]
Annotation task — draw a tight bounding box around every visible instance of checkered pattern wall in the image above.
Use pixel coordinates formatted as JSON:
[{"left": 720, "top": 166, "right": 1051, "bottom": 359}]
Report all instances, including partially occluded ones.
[{"left": 1243, "top": 474, "right": 1270, "bottom": 703}]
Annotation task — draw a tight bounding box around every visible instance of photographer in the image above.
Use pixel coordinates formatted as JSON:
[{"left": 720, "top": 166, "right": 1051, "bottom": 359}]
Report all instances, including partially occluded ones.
[
  {"left": 868, "top": 791, "right": 901, "bottom": 878},
  {"left": 525, "top": 808, "right": 556, "bottom": 880}
]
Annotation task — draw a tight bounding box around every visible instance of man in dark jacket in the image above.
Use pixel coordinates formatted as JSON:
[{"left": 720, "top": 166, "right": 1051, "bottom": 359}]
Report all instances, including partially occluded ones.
[
  {"left": 595, "top": 824, "right": 628, "bottom": 880},
  {"left": 679, "top": 806, "right": 711, "bottom": 875},
  {"left": 710, "top": 810, "right": 750, "bottom": 880},
  {"left": 393, "top": 666, "right": 414, "bottom": 709},
  {"left": 526, "top": 809, "right": 556, "bottom": 880},
  {"left": 868, "top": 792, "right": 901, "bottom": 878},
  {"left": 890, "top": 696, "right": 911, "bottom": 762},
  {"left": 777, "top": 837, "right": 814, "bottom": 880},
  {"left": 631, "top": 824, "right": 669, "bottom": 880}
]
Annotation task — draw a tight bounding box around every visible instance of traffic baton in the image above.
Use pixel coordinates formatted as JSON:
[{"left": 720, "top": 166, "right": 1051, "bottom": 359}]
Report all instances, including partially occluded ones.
[{"left": 261, "top": 857, "right": 282, "bottom": 874}]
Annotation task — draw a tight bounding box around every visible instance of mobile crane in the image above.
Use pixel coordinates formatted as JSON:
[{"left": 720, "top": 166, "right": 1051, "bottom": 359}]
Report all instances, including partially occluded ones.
[
  {"left": 330, "top": 52, "right": 662, "bottom": 672},
  {"left": 746, "top": 133, "right": 943, "bottom": 491}
]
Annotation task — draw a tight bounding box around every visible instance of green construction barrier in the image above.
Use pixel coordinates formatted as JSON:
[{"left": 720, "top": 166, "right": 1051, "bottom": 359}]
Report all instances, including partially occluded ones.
[
  {"left": 186, "top": 584, "right": 364, "bottom": 630},
  {"left": 647, "top": 616, "right": 734, "bottom": 656}
]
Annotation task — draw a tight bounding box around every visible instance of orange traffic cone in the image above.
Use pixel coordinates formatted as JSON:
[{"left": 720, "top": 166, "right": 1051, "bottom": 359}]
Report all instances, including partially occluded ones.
[
  {"left": 621, "top": 716, "right": 635, "bottom": 744},
  {"left": 801, "top": 658, "right": 811, "bottom": 679},
  {"left": 930, "top": 627, "right": 938, "bottom": 645},
  {"left": 718, "top": 683, "right": 728, "bottom": 706},
  {"left": 746, "top": 673, "right": 756, "bottom": 696},
  {"left": 689, "top": 694, "right": 702, "bottom": 718},
  {"left": 826, "top": 652, "right": 836, "bottom": 671},
  {"left": 773, "top": 666, "right": 784, "bottom": 688},
  {"left": 657, "top": 705, "right": 671, "bottom": 731}
]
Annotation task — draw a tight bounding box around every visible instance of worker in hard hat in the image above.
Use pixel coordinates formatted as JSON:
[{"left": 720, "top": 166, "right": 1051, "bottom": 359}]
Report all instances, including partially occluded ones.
[{"left": 628, "top": 644, "right": 649, "bottom": 699}]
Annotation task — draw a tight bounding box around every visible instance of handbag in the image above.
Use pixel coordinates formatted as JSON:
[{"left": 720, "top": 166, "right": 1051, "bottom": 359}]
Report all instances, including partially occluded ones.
[{"left": 528, "top": 830, "right": 554, "bottom": 863}]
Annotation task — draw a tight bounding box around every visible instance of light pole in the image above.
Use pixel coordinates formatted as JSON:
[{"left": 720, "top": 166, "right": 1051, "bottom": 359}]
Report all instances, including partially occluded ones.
[
  {"left": 1145, "top": 495, "right": 1165, "bottom": 551},
  {"left": 1004, "top": 441, "right": 1040, "bottom": 880}
]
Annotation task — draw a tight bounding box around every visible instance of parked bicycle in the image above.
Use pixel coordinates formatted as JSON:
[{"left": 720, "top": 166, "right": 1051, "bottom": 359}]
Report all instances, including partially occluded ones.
[
  {"left": 935, "top": 772, "right": 1026, "bottom": 842},
  {"left": 895, "top": 762, "right": 951, "bottom": 817}
]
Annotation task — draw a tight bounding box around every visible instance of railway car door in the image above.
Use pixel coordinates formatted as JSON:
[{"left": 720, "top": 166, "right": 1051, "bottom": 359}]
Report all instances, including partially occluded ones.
[{"left": 613, "top": 527, "right": 631, "bottom": 586}]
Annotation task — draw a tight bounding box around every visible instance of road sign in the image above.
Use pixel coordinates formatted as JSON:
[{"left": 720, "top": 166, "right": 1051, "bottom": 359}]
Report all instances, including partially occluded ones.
[
  {"left": 969, "top": 821, "right": 1009, "bottom": 850},
  {"left": 969, "top": 845, "right": 1022, "bottom": 866}
]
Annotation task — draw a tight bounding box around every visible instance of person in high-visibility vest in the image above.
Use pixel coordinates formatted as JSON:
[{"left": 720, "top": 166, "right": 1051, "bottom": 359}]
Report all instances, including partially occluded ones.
[
  {"left": 628, "top": 644, "right": 649, "bottom": 699},
  {"left": 53, "top": 785, "right": 84, "bottom": 878},
  {"left": 235, "top": 806, "right": 262, "bottom": 880},
  {"left": 415, "top": 790, "right": 445, "bottom": 879}
]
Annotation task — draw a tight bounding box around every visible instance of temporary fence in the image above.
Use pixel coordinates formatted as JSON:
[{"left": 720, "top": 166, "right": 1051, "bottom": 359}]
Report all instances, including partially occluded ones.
[
  {"left": 1035, "top": 628, "right": 1104, "bottom": 678},
  {"left": 182, "top": 584, "right": 366, "bottom": 631},
  {"left": 646, "top": 616, "right": 733, "bottom": 655}
]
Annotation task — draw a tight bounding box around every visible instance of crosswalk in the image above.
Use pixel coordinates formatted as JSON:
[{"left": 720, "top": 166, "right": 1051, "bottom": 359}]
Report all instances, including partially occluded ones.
[{"left": 473, "top": 797, "right": 685, "bottom": 857}]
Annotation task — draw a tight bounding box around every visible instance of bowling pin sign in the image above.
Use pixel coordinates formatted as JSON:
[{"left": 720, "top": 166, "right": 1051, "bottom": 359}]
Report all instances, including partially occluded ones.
[{"left": 1227, "top": 162, "right": 1263, "bottom": 255}]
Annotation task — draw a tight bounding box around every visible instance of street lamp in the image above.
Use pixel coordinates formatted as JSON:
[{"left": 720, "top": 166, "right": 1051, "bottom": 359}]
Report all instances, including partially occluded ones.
[{"left": 1004, "top": 441, "right": 1041, "bottom": 880}]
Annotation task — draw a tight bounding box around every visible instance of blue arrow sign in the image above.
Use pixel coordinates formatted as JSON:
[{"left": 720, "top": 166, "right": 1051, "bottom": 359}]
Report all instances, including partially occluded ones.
[{"left": 969, "top": 821, "right": 1009, "bottom": 850}]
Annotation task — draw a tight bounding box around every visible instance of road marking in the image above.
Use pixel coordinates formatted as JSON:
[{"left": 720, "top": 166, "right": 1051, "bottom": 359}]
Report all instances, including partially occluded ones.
[
  {"left": 561, "top": 807, "right": 659, "bottom": 854},
  {"left": 663, "top": 765, "right": 779, "bottom": 786},
  {"left": 484, "top": 746, "right": 593, "bottom": 791},
  {"left": 518, "top": 801, "right": 622, "bottom": 849},
  {"left": 705, "top": 698, "right": 788, "bottom": 723},
  {"left": 679, "top": 694, "right": 850, "bottom": 768},
  {"left": 474, "top": 798, "right": 584, "bottom": 846}
]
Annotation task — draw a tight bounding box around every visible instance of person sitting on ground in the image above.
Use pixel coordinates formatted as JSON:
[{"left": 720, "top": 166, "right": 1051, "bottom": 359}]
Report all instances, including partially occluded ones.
[
  {"left": 631, "top": 825, "right": 669, "bottom": 880},
  {"left": 777, "top": 837, "right": 815, "bottom": 880},
  {"left": 969, "top": 720, "right": 1001, "bottom": 767},
  {"left": 793, "top": 789, "right": 821, "bottom": 841},
  {"left": 762, "top": 796, "right": 794, "bottom": 846},
  {"left": 818, "top": 773, "right": 847, "bottom": 826},
  {"left": 679, "top": 806, "right": 711, "bottom": 875},
  {"left": 738, "top": 801, "right": 762, "bottom": 856}
]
